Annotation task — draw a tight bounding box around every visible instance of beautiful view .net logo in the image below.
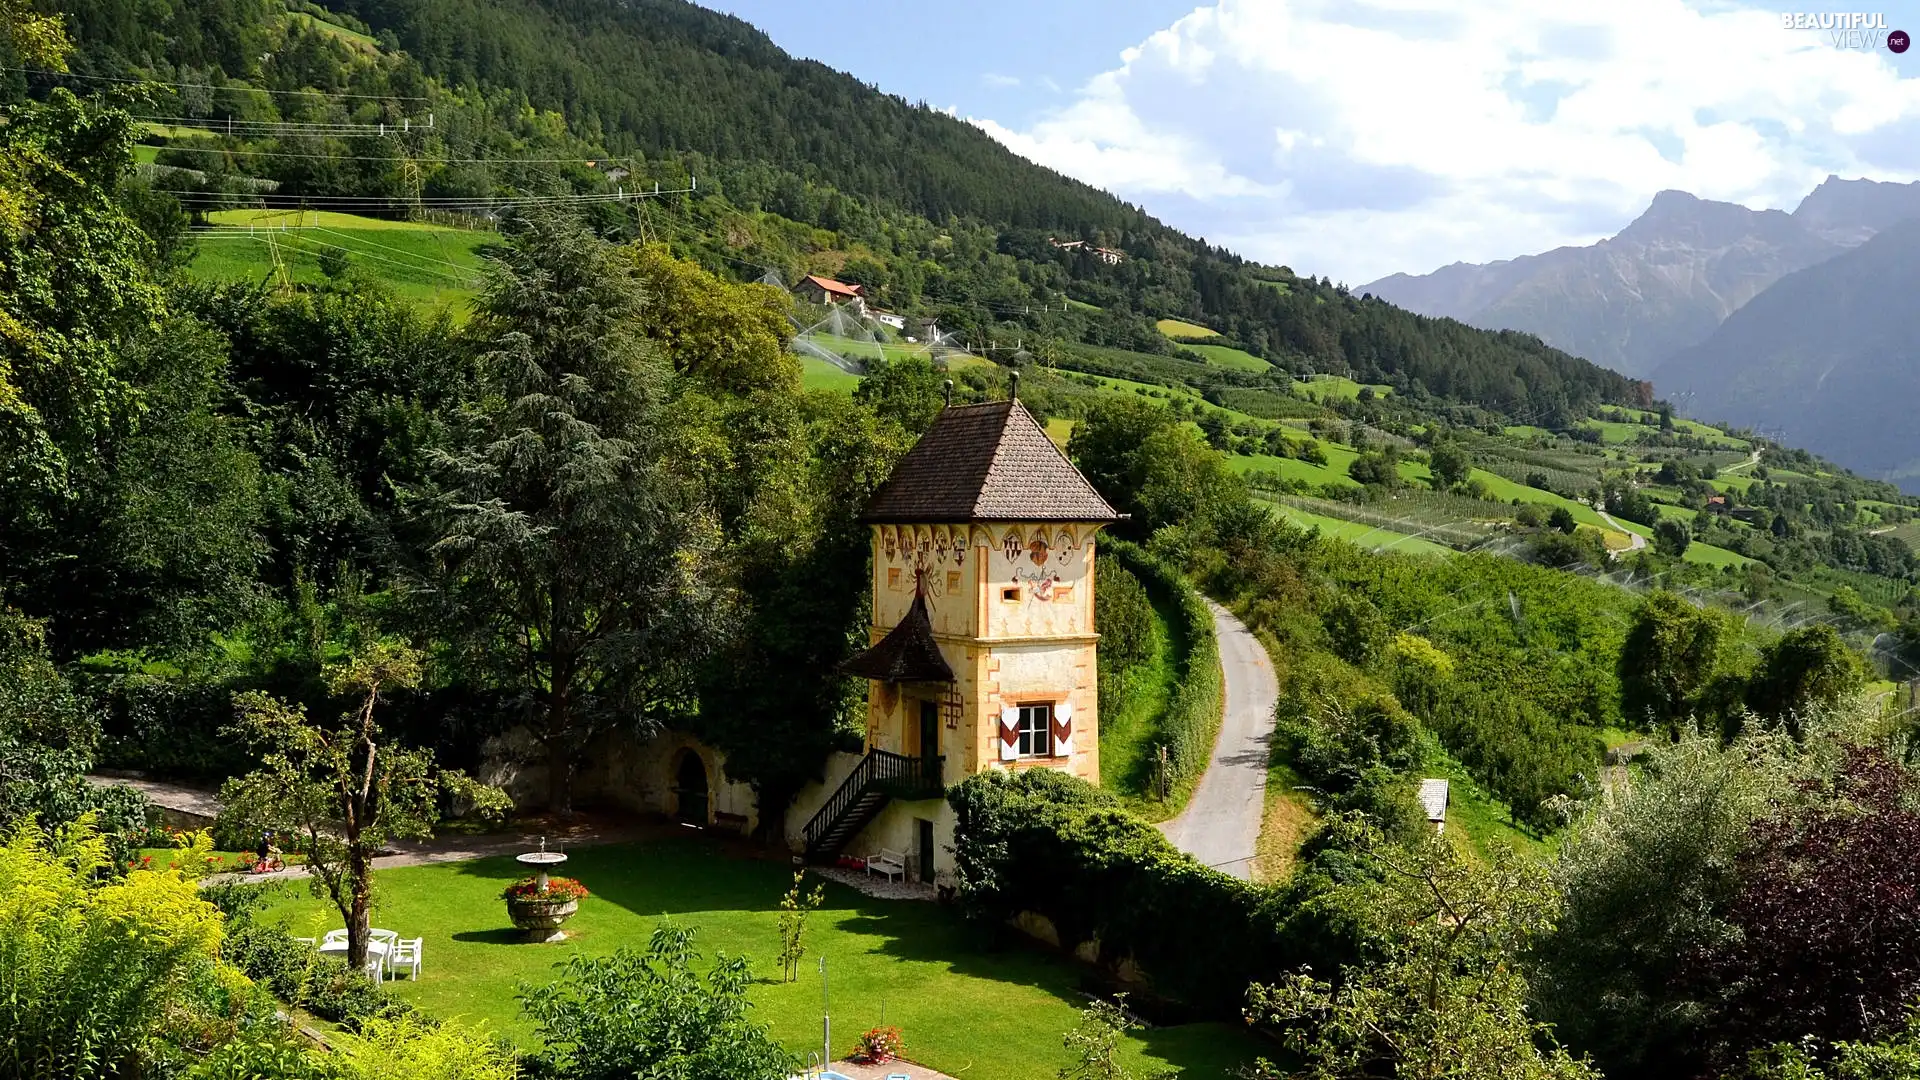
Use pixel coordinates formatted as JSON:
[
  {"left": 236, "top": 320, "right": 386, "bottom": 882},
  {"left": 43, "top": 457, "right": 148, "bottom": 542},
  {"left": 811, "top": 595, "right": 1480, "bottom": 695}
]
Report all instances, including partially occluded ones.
[{"left": 1782, "top": 12, "right": 1911, "bottom": 51}]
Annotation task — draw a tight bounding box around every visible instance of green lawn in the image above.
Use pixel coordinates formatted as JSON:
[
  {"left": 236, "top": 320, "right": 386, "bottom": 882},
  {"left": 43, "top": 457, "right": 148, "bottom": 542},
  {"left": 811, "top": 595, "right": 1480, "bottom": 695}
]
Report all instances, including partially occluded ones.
[
  {"left": 1155, "top": 317, "right": 1220, "bottom": 340},
  {"left": 1576, "top": 419, "right": 1647, "bottom": 445},
  {"left": 1066, "top": 298, "right": 1103, "bottom": 313},
  {"left": 1183, "top": 343, "right": 1270, "bottom": 372},
  {"left": 799, "top": 356, "right": 862, "bottom": 393},
  {"left": 801, "top": 332, "right": 936, "bottom": 366},
  {"left": 187, "top": 210, "right": 497, "bottom": 313},
  {"left": 1230, "top": 444, "right": 1361, "bottom": 489},
  {"left": 256, "top": 841, "right": 1267, "bottom": 1079}
]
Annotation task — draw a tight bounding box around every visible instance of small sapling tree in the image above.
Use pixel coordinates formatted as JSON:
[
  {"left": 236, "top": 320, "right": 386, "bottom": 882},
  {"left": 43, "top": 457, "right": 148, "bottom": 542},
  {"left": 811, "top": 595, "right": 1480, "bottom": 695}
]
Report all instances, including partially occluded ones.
[{"left": 777, "top": 871, "right": 825, "bottom": 983}]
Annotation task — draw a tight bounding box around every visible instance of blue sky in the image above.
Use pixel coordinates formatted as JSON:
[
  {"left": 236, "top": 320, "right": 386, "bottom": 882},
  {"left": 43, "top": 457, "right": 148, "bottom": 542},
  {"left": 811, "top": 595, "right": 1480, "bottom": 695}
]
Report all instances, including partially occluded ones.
[{"left": 713, "top": 1, "right": 1920, "bottom": 284}]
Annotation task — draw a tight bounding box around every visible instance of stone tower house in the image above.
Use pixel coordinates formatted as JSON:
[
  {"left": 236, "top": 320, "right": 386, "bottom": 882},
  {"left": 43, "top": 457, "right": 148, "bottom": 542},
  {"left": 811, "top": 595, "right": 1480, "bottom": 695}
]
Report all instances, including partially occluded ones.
[{"left": 804, "top": 394, "right": 1120, "bottom": 885}]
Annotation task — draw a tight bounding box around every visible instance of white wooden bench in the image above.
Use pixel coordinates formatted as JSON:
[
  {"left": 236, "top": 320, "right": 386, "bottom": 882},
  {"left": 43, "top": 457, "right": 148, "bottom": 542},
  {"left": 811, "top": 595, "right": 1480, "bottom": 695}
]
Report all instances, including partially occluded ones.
[{"left": 865, "top": 847, "right": 907, "bottom": 884}]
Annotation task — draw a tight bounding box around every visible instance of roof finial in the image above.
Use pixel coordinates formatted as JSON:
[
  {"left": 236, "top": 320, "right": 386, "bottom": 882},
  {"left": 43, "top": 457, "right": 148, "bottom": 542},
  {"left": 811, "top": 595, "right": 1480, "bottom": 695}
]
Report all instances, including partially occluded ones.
[
  {"left": 1008, "top": 370, "right": 1020, "bottom": 401},
  {"left": 943, "top": 379, "right": 953, "bottom": 408}
]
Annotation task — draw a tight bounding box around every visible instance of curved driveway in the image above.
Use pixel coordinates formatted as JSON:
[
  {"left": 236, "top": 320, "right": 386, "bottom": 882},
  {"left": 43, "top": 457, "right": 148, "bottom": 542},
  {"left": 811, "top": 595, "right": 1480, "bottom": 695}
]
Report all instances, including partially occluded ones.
[{"left": 1156, "top": 599, "right": 1279, "bottom": 879}]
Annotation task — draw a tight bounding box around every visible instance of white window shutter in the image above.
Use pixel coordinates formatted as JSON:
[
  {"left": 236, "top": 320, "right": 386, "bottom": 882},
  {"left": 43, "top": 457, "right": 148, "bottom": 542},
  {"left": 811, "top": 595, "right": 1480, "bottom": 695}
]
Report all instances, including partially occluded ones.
[
  {"left": 1053, "top": 701, "right": 1074, "bottom": 756},
  {"left": 999, "top": 706, "right": 1020, "bottom": 761}
]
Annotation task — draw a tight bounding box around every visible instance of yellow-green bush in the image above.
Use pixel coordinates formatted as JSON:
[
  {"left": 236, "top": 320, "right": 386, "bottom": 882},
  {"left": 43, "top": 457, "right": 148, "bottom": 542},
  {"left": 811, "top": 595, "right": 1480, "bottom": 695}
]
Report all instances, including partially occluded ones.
[{"left": 0, "top": 817, "right": 234, "bottom": 1078}]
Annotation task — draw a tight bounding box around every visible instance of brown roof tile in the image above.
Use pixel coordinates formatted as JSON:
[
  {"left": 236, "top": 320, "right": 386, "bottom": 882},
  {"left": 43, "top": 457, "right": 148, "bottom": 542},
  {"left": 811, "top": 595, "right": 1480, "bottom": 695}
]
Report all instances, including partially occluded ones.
[{"left": 861, "top": 399, "right": 1119, "bottom": 523}]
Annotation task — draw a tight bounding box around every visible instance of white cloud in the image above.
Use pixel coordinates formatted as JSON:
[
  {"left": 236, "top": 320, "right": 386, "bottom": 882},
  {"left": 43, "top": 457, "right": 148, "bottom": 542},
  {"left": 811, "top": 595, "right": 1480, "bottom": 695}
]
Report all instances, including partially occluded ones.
[
  {"left": 981, "top": 72, "right": 1022, "bottom": 89},
  {"left": 967, "top": 0, "right": 1920, "bottom": 284}
]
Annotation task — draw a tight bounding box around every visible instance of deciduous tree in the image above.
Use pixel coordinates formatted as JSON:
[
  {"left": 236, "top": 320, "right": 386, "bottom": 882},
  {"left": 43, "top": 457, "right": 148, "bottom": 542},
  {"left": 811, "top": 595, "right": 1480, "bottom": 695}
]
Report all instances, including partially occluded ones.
[
  {"left": 1618, "top": 590, "right": 1731, "bottom": 728},
  {"left": 1245, "top": 824, "right": 1597, "bottom": 1080},
  {"left": 220, "top": 642, "right": 506, "bottom": 970}
]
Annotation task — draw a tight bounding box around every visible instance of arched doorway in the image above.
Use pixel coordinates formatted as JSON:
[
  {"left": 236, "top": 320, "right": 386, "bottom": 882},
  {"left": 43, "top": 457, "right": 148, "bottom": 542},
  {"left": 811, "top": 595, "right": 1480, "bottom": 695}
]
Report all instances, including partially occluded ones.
[{"left": 673, "top": 750, "right": 710, "bottom": 826}]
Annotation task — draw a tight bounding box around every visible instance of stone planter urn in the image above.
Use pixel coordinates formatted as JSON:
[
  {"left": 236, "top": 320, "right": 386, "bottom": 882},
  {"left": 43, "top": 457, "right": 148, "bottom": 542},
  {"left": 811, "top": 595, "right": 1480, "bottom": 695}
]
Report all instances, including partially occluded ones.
[
  {"left": 506, "top": 896, "right": 579, "bottom": 943},
  {"left": 502, "top": 838, "right": 585, "bottom": 943}
]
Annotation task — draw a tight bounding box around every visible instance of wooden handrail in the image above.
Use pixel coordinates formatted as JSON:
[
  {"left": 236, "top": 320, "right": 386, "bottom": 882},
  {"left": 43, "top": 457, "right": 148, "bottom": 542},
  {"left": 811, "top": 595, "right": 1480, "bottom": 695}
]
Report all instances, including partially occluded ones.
[{"left": 802, "top": 749, "right": 944, "bottom": 853}]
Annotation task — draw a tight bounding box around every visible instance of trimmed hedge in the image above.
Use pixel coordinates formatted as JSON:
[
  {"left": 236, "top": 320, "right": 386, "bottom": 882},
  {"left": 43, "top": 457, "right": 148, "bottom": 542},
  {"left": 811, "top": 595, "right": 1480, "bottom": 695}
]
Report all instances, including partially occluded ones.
[
  {"left": 1105, "top": 539, "right": 1222, "bottom": 802},
  {"left": 948, "top": 768, "right": 1344, "bottom": 1018}
]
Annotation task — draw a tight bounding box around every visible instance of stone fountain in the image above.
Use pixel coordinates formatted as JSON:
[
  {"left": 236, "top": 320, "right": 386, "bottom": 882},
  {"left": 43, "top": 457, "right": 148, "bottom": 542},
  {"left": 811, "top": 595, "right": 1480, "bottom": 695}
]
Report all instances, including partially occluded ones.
[{"left": 506, "top": 837, "right": 577, "bottom": 943}]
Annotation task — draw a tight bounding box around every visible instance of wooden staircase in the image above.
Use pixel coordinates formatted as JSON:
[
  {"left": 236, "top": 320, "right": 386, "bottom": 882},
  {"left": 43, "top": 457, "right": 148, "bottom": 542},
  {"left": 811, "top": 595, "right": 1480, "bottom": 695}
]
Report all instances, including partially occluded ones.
[{"left": 802, "top": 749, "right": 943, "bottom": 863}]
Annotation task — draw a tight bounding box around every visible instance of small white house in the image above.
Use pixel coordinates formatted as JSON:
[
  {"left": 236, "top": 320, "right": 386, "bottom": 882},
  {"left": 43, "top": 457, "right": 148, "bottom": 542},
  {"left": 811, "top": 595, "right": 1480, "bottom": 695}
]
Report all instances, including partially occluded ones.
[{"left": 871, "top": 310, "right": 907, "bottom": 331}]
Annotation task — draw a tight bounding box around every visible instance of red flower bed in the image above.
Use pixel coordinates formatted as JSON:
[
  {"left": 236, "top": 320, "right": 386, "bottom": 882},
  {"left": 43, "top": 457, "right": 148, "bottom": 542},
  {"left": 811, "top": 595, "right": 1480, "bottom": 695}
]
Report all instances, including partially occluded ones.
[{"left": 501, "top": 876, "right": 589, "bottom": 902}]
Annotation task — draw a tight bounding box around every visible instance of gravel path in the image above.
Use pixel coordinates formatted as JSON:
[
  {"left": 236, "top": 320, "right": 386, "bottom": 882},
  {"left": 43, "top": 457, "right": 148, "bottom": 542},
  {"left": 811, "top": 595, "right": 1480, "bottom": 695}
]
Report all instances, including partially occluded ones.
[
  {"left": 86, "top": 774, "right": 222, "bottom": 821},
  {"left": 1155, "top": 600, "right": 1279, "bottom": 879},
  {"left": 204, "top": 820, "right": 670, "bottom": 887}
]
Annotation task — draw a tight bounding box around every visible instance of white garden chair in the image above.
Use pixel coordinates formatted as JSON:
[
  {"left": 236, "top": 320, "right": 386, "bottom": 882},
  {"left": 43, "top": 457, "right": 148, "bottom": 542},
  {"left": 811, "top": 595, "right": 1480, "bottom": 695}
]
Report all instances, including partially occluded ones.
[
  {"left": 389, "top": 937, "right": 423, "bottom": 981},
  {"left": 320, "top": 929, "right": 349, "bottom": 947}
]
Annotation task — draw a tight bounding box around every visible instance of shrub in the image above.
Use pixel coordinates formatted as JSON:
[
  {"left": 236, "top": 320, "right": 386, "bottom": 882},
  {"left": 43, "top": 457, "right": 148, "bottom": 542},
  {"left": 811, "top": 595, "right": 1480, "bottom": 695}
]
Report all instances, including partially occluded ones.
[
  {"left": 1106, "top": 541, "right": 1221, "bottom": 798},
  {"left": 519, "top": 924, "right": 796, "bottom": 1080},
  {"left": 0, "top": 818, "right": 230, "bottom": 1076},
  {"left": 948, "top": 768, "right": 1310, "bottom": 1016}
]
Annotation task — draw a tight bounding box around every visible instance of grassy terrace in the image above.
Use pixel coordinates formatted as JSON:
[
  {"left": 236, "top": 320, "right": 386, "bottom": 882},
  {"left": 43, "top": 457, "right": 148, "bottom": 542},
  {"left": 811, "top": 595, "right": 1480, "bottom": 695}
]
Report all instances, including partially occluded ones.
[
  {"left": 259, "top": 840, "right": 1267, "bottom": 1079},
  {"left": 799, "top": 355, "right": 862, "bottom": 392},
  {"left": 1183, "top": 342, "right": 1271, "bottom": 372},
  {"left": 1155, "top": 317, "right": 1219, "bottom": 339},
  {"left": 187, "top": 209, "right": 496, "bottom": 312}
]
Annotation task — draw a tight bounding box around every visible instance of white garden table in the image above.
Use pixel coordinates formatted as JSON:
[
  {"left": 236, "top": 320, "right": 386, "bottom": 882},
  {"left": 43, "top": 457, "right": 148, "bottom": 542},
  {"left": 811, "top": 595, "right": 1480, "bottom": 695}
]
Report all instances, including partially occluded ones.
[{"left": 317, "top": 936, "right": 391, "bottom": 979}]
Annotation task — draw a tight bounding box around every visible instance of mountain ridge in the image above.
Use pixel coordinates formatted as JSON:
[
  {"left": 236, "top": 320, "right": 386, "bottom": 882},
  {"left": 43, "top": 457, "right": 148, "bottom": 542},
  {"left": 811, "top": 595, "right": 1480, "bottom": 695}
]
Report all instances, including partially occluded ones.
[
  {"left": 1651, "top": 216, "right": 1920, "bottom": 492},
  {"left": 1359, "top": 183, "right": 1894, "bottom": 378}
]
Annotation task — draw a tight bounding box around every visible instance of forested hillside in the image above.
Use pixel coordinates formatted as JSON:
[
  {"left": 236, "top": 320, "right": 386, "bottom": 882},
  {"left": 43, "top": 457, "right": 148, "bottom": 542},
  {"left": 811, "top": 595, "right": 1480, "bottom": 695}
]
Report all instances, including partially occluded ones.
[{"left": 23, "top": 0, "right": 1648, "bottom": 419}]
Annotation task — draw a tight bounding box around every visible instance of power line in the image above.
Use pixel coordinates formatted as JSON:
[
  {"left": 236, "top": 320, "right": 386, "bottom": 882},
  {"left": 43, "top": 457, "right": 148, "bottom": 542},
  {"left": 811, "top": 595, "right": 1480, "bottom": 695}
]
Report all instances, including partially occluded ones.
[
  {"left": 138, "top": 144, "right": 626, "bottom": 166},
  {"left": 156, "top": 184, "right": 694, "bottom": 208},
  {"left": 136, "top": 113, "right": 427, "bottom": 137},
  {"left": 4, "top": 65, "right": 430, "bottom": 102}
]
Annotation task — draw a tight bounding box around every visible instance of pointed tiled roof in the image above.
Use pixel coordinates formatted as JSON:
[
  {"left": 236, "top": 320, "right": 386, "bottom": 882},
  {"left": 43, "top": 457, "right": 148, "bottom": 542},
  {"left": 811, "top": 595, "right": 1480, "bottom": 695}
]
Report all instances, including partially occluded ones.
[
  {"left": 841, "top": 593, "right": 954, "bottom": 683},
  {"left": 861, "top": 399, "right": 1120, "bottom": 523}
]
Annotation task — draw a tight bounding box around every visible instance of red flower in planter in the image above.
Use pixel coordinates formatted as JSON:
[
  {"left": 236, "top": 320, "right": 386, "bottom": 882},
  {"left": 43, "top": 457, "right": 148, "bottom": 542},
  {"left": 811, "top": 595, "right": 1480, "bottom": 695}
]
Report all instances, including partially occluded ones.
[{"left": 501, "top": 876, "right": 589, "bottom": 902}]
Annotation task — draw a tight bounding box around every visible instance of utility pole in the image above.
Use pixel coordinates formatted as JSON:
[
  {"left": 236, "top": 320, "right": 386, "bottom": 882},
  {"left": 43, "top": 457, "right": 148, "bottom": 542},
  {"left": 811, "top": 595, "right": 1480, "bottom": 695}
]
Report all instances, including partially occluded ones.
[{"left": 819, "top": 955, "right": 831, "bottom": 1068}]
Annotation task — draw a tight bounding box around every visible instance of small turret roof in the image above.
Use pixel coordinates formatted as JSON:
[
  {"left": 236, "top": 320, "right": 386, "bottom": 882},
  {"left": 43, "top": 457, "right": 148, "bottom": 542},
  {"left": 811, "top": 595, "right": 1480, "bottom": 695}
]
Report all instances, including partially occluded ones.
[
  {"left": 840, "top": 592, "right": 954, "bottom": 683},
  {"left": 860, "top": 399, "right": 1119, "bottom": 524}
]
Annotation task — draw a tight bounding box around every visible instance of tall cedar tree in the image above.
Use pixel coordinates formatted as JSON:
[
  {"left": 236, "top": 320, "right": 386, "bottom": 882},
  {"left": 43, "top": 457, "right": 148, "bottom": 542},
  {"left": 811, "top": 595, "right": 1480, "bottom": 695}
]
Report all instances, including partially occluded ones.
[{"left": 423, "top": 214, "right": 720, "bottom": 813}]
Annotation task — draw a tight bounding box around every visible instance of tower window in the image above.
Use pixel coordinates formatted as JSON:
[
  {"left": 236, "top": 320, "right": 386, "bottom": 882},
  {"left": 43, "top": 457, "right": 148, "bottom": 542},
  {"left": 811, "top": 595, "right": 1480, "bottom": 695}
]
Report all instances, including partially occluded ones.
[
  {"left": 1002, "top": 587, "right": 1022, "bottom": 602},
  {"left": 1015, "top": 703, "right": 1053, "bottom": 757},
  {"left": 947, "top": 570, "right": 962, "bottom": 593}
]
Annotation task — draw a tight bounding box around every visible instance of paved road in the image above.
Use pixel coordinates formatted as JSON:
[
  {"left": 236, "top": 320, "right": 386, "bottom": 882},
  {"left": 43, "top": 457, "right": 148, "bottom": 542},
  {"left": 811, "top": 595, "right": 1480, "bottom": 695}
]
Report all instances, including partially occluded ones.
[
  {"left": 1597, "top": 507, "right": 1648, "bottom": 553},
  {"left": 1156, "top": 599, "right": 1279, "bottom": 879}
]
